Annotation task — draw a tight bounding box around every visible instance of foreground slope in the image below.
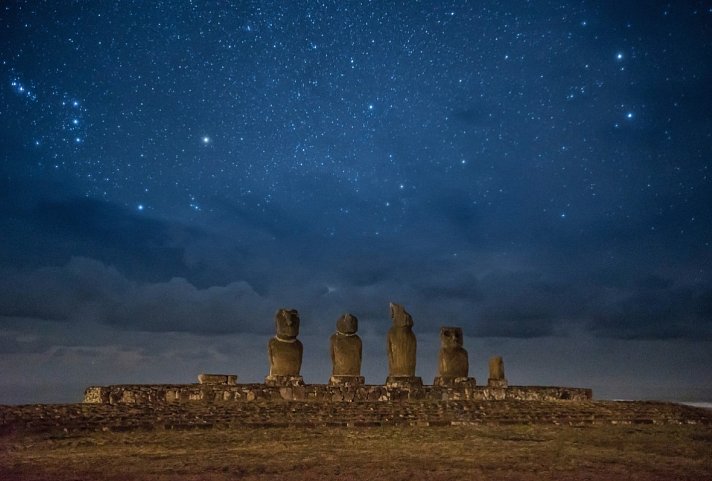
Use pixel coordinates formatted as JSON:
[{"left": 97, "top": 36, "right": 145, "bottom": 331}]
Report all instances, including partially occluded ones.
[{"left": 1, "top": 400, "right": 710, "bottom": 480}]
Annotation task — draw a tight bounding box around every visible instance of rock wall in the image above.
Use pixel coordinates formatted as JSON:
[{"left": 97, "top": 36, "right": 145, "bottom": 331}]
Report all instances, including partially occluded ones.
[
  {"left": 2, "top": 399, "right": 710, "bottom": 435},
  {"left": 83, "top": 383, "right": 592, "bottom": 405}
]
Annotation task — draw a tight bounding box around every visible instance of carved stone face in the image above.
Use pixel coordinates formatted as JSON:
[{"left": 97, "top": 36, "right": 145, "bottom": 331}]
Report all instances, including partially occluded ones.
[
  {"left": 336, "top": 313, "right": 358, "bottom": 334},
  {"left": 275, "top": 308, "right": 300, "bottom": 339},
  {"left": 389, "top": 302, "right": 413, "bottom": 328},
  {"left": 440, "top": 326, "right": 463, "bottom": 348}
]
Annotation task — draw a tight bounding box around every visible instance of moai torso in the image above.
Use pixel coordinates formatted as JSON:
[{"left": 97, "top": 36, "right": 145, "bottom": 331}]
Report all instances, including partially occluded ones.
[
  {"left": 268, "top": 309, "right": 303, "bottom": 376},
  {"left": 330, "top": 314, "right": 362, "bottom": 376},
  {"left": 489, "top": 356, "right": 505, "bottom": 380},
  {"left": 387, "top": 303, "right": 417, "bottom": 376},
  {"left": 487, "top": 355, "right": 507, "bottom": 388},
  {"left": 438, "top": 327, "right": 469, "bottom": 378}
]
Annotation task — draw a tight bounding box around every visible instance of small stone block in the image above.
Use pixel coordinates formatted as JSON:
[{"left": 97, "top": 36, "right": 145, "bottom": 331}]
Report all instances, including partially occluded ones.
[
  {"left": 279, "top": 387, "right": 293, "bottom": 400},
  {"left": 328, "top": 375, "right": 365, "bottom": 386},
  {"left": 198, "top": 374, "right": 238, "bottom": 385},
  {"left": 292, "top": 385, "right": 306, "bottom": 400},
  {"left": 264, "top": 375, "right": 304, "bottom": 387},
  {"left": 433, "top": 376, "right": 476, "bottom": 387},
  {"left": 385, "top": 376, "right": 423, "bottom": 388},
  {"left": 488, "top": 378, "right": 508, "bottom": 388}
]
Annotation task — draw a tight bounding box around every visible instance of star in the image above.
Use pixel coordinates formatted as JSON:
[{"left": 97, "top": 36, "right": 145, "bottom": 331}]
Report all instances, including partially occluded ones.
[{"left": 202, "top": 136, "right": 210, "bottom": 144}]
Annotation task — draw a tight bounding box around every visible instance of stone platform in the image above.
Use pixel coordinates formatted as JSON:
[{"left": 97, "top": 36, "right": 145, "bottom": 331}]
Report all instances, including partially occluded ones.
[
  {"left": 83, "top": 383, "right": 592, "bottom": 405},
  {"left": 1, "top": 399, "right": 711, "bottom": 435}
]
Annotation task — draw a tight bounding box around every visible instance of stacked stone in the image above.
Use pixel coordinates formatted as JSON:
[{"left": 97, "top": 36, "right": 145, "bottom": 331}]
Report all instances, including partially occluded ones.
[
  {"left": 9, "top": 399, "right": 712, "bottom": 434},
  {"left": 198, "top": 374, "right": 237, "bottom": 385},
  {"left": 83, "top": 384, "right": 594, "bottom": 405}
]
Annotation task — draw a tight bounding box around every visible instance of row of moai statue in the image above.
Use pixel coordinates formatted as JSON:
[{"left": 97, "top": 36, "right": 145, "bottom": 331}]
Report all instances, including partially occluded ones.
[{"left": 264, "top": 303, "right": 508, "bottom": 388}]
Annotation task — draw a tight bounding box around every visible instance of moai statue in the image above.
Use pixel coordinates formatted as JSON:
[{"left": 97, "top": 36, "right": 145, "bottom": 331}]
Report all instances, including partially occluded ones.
[
  {"left": 487, "top": 355, "right": 508, "bottom": 388},
  {"left": 386, "top": 302, "right": 422, "bottom": 387},
  {"left": 265, "top": 308, "right": 304, "bottom": 386},
  {"left": 329, "top": 313, "right": 364, "bottom": 386},
  {"left": 433, "top": 327, "right": 476, "bottom": 387}
]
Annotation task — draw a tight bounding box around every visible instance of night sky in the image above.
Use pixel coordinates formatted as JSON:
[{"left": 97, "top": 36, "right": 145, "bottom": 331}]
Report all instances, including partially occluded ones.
[{"left": 1, "top": 1, "right": 711, "bottom": 404}]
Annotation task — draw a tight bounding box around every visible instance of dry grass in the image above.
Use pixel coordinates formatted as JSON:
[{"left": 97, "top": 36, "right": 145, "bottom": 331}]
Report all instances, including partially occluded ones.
[{"left": 1, "top": 424, "right": 711, "bottom": 480}]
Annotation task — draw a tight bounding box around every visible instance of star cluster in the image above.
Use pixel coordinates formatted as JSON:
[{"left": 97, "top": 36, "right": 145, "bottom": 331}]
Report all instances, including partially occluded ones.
[{"left": 2, "top": 1, "right": 707, "bottom": 236}]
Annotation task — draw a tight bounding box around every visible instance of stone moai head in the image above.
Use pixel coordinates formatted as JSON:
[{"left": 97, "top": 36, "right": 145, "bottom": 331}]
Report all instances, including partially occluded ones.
[
  {"left": 489, "top": 356, "right": 505, "bottom": 380},
  {"left": 440, "top": 327, "right": 463, "bottom": 349},
  {"left": 336, "top": 313, "right": 358, "bottom": 335},
  {"left": 275, "top": 308, "right": 300, "bottom": 340},
  {"left": 390, "top": 302, "right": 413, "bottom": 328},
  {"left": 435, "top": 325, "right": 469, "bottom": 382}
]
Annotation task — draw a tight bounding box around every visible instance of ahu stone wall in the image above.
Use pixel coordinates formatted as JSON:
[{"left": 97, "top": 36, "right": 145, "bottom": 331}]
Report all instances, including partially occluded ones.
[{"left": 83, "top": 383, "right": 592, "bottom": 405}]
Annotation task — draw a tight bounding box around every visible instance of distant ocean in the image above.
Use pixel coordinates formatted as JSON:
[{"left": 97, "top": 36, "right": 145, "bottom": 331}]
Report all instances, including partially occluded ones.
[
  {"left": 679, "top": 402, "right": 712, "bottom": 410},
  {"left": 611, "top": 400, "right": 712, "bottom": 410}
]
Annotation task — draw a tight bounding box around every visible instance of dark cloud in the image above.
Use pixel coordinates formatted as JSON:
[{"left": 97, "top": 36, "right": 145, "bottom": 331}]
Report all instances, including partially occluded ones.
[
  {"left": 0, "top": 335, "right": 53, "bottom": 354},
  {"left": 0, "top": 257, "right": 273, "bottom": 335},
  {"left": 1, "top": 177, "right": 710, "bottom": 343},
  {"left": 0, "top": 172, "right": 194, "bottom": 280},
  {"left": 588, "top": 283, "right": 712, "bottom": 340}
]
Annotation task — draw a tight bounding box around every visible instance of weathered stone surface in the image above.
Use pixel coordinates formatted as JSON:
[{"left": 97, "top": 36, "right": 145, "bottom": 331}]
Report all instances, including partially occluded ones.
[
  {"left": 385, "top": 376, "right": 424, "bottom": 389},
  {"left": 7, "top": 397, "right": 712, "bottom": 435},
  {"left": 387, "top": 302, "right": 417, "bottom": 378},
  {"left": 83, "top": 386, "right": 109, "bottom": 404},
  {"left": 488, "top": 356, "right": 507, "bottom": 388},
  {"left": 198, "top": 374, "right": 238, "bottom": 385},
  {"left": 267, "top": 308, "right": 303, "bottom": 381},
  {"left": 82, "top": 383, "right": 594, "bottom": 405},
  {"left": 264, "top": 375, "right": 304, "bottom": 387},
  {"left": 435, "top": 326, "right": 473, "bottom": 384},
  {"left": 433, "top": 376, "right": 476, "bottom": 388},
  {"left": 329, "top": 375, "right": 365, "bottom": 386},
  {"left": 330, "top": 313, "right": 362, "bottom": 377}
]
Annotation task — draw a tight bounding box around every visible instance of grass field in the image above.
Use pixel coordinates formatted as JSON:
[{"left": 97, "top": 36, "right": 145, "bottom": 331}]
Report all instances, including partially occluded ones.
[{"left": 1, "top": 423, "right": 711, "bottom": 480}]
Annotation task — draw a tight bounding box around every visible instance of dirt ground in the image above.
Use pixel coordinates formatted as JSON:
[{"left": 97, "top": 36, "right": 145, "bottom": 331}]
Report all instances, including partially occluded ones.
[{"left": 1, "top": 424, "right": 711, "bottom": 481}]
